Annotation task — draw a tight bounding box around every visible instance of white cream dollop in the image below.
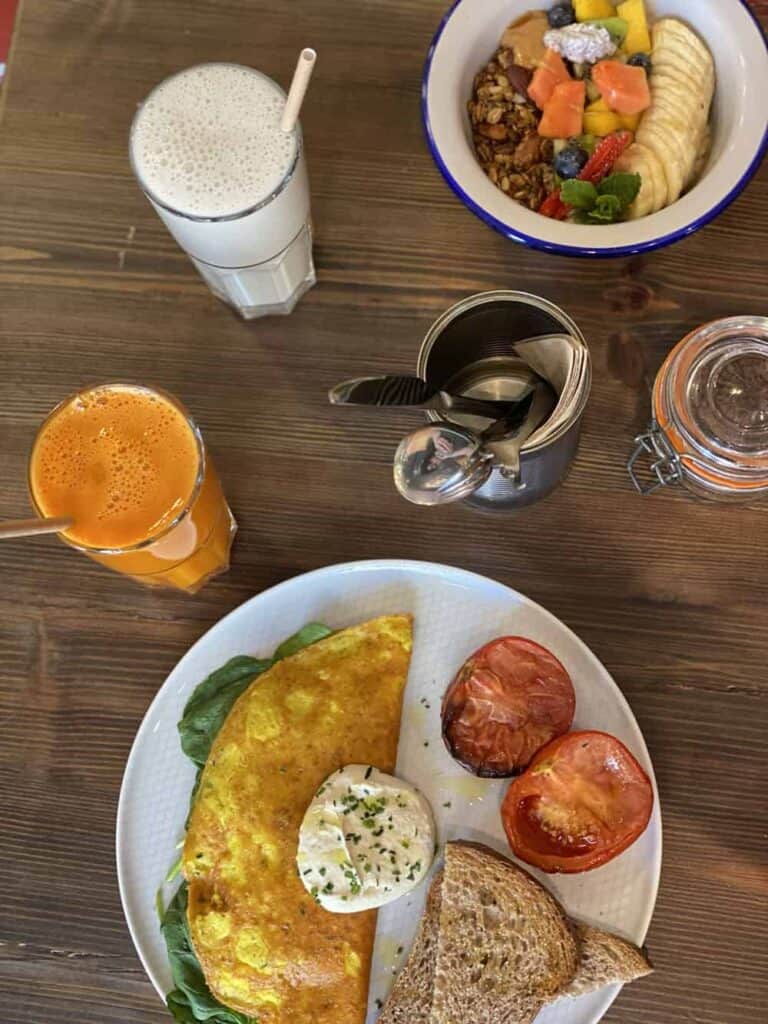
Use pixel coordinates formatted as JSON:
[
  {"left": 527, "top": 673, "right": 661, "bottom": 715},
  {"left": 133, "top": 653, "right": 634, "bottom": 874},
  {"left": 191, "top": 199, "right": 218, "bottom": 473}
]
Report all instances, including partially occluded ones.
[
  {"left": 544, "top": 24, "right": 617, "bottom": 63},
  {"left": 297, "top": 764, "right": 436, "bottom": 913}
]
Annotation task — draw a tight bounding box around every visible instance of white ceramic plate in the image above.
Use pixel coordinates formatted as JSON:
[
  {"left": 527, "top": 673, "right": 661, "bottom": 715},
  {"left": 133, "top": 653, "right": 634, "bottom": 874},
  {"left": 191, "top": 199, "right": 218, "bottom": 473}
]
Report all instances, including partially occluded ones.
[{"left": 117, "top": 560, "right": 662, "bottom": 1024}]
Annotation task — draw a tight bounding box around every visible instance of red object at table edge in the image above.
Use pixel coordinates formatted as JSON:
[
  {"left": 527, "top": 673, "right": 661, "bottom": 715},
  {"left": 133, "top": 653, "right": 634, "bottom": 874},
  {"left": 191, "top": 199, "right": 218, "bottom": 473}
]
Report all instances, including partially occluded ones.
[{"left": 1, "top": 1, "right": 20, "bottom": 75}]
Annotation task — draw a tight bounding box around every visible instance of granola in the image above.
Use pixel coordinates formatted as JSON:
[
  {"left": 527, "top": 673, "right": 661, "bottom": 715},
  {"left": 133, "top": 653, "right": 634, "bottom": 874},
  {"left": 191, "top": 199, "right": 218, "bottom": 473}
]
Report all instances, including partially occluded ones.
[{"left": 469, "top": 48, "right": 556, "bottom": 210}]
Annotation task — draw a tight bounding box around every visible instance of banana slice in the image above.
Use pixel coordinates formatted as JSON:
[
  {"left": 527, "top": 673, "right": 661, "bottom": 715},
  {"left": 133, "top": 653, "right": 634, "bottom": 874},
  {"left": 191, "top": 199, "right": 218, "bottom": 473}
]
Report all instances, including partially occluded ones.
[
  {"left": 688, "top": 123, "right": 712, "bottom": 189},
  {"left": 636, "top": 120, "right": 685, "bottom": 202},
  {"left": 631, "top": 16, "right": 715, "bottom": 210},
  {"left": 654, "top": 20, "right": 712, "bottom": 69},
  {"left": 651, "top": 114, "right": 696, "bottom": 197},
  {"left": 651, "top": 58, "right": 713, "bottom": 99},
  {"left": 616, "top": 143, "right": 655, "bottom": 219},
  {"left": 655, "top": 17, "right": 714, "bottom": 73},
  {"left": 652, "top": 22, "right": 715, "bottom": 105},
  {"left": 650, "top": 80, "right": 709, "bottom": 125},
  {"left": 644, "top": 146, "right": 669, "bottom": 213}
]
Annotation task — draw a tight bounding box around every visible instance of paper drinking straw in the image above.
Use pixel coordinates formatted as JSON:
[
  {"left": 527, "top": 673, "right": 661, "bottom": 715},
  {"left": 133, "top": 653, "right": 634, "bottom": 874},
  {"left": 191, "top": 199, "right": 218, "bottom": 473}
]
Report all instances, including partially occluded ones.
[
  {"left": 0, "top": 516, "right": 74, "bottom": 540},
  {"left": 280, "top": 48, "right": 317, "bottom": 133}
]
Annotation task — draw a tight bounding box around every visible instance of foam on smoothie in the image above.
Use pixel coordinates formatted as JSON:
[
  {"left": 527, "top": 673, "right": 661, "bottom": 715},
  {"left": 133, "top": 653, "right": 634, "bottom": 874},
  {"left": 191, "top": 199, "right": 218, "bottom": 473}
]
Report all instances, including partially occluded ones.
[{"left": 131, "top": 64, "right": 297, "bottom": 219}]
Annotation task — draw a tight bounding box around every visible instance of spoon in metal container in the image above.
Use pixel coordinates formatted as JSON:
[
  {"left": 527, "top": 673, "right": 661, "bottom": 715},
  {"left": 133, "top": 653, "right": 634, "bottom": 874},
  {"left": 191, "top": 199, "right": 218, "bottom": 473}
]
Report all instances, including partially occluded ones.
[
  {"left": 328, "top": 375, "right": 532, "bottom": 420},
  {"left": 488, "top": 376, "right": 558, "bottom": 479},
  {"left": 394, "top": 378, "right": 557, "bottom": 506}
]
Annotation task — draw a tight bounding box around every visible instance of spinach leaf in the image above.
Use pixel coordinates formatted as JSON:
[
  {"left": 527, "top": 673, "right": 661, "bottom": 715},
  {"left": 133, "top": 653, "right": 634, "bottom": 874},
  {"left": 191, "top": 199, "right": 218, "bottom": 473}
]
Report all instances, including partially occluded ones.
[
  {"left": 179, "top": 656, "right": 272, "bottom": 767},
  {"left": 163, "top": 622, "right": 333, "bottom": 1024},
  {"left": 273, "top": 622, "right": 333, "bottom": 661},
  {"left": 178, "top": 625, "right": 333, "bottom": 768},
  {"left": 162, "top": 884, "right": 255, "bottom": 1023}
]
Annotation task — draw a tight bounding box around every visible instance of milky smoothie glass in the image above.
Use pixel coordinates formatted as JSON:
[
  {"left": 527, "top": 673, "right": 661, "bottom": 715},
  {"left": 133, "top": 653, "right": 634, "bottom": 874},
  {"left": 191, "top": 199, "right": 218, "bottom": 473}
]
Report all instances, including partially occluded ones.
[
  {"left": 130, "top": 62, "right": 315, "bottom": 319},
  {"left": 28, "top": 384, "right": 236, "bottom": 592}
]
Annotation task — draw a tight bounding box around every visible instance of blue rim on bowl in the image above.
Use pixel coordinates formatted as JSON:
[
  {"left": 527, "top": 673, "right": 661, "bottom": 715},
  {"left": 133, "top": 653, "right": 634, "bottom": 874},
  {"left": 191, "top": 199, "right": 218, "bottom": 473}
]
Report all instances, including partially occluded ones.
[{"left": 422, "top": 0, "right": 768, "bottom": 257}]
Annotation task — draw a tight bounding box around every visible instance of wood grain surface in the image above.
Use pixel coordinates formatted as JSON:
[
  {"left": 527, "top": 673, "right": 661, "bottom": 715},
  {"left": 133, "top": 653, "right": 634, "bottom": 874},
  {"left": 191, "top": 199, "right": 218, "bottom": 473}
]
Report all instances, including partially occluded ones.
[{"left": 1, "top": 2, "right": 766, "bottom": 1022}]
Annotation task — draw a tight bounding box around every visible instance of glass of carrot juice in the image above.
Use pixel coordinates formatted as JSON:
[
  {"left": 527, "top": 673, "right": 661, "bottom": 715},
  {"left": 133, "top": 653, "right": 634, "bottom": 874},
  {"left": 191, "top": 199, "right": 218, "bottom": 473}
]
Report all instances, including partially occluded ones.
[{"left": 27, "top": 383, "right": 236, "bottom": 593}]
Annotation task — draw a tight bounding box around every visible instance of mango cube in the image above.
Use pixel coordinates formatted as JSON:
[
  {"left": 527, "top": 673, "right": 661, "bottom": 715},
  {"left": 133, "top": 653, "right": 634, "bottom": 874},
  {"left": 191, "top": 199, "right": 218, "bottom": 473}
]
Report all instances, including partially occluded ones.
[
  {"left": 583, "top": 96, "right": 623, "bottom": 136},
  {"left": 617, "top": 0, "right": 652, "bottom": 53},
  {"left": 584, "top": 112, "right": 623, "bottom": 136},
  {"left": 574, "top": 0, "right": 616, "bottom": 21}
]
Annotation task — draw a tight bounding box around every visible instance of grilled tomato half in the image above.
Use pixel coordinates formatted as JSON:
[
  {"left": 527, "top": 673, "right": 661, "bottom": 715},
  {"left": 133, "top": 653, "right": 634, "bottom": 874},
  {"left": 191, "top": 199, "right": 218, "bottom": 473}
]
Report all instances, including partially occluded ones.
[
  {"left": 501, "top": 730, "right": 654, "bottom": 873},
  {"left": 441, "top": 637, "right": 575, "bottom": 778}
]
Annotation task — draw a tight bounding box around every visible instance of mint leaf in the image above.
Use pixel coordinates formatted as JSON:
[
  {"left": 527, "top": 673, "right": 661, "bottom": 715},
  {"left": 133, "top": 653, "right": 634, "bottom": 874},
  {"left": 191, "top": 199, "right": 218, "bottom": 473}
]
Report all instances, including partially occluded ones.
[
  {"left": 598, "top": 172, "right": 641, "bottom": 209},
  {"left": 587, "top": 193, "right": 623, "bottom": 223},
  {"left": 560, "top": 179, "right": 598, "bottom": 211}
]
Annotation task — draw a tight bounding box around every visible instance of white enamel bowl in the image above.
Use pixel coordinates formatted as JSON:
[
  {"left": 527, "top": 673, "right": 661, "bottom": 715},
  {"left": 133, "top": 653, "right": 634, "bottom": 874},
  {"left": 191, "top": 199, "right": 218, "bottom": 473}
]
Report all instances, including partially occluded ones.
[{"left": 423, "top": 0, "right": 768, "bottom": 256}]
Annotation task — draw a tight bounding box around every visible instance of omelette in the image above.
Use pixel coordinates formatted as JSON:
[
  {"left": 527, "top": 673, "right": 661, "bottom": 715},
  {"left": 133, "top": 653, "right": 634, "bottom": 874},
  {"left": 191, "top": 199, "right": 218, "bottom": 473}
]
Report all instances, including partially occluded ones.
[{"left": 182, "top": 614, "right": 413, "bottom": 1023}]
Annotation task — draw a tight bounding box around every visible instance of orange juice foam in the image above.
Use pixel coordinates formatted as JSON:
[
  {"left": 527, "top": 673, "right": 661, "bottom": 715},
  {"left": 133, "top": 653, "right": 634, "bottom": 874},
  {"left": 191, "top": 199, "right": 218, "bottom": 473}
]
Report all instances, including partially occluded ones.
[{"left": 30, "top": 385, "right": 200, "bottom": 550}]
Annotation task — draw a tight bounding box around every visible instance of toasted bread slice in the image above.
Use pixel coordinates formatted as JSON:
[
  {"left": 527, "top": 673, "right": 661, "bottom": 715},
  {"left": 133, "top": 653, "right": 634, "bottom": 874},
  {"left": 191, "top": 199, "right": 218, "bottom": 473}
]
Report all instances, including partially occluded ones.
[
  {"left": 558, "top": 923, "right": 653, "bottom": 999},
  {"left": 379, "top": 843, "right": 652, "bottom": 1023},
  {"left": 378, "top": 871, "right": 443, "bottom": 1024},
  {"left": 430, "top": 841, "right": 578, "bottom": 1024}
]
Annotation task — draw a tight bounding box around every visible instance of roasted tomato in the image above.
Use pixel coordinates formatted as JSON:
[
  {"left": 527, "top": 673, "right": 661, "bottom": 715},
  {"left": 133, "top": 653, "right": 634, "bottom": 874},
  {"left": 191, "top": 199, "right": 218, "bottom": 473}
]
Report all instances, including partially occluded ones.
[
  {"left": 441, "top": 637, "right": 575, "bottom": 778},
  {"left": 501, "top": 731, "right": 654, "bottom": 873}
]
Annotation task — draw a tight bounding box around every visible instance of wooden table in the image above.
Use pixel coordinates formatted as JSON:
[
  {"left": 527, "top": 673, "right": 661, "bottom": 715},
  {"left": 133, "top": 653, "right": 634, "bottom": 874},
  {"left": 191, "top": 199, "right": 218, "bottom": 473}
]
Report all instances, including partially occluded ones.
[{"left": 1, "top": 2, "right": 766, "bottom": 1022}]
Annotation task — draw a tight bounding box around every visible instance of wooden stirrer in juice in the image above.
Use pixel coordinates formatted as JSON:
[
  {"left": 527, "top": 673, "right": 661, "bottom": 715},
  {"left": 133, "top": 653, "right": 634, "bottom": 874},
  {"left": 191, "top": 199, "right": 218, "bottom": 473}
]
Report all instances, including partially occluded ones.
[{"left": 0, "top": 517, "right": 74, "bottom": 540}]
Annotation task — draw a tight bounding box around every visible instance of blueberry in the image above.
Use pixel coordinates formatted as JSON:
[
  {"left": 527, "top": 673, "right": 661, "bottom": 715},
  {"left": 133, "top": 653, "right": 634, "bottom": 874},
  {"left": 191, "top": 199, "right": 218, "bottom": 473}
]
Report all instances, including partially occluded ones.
[
  {"left": 553, "top": 145, "right": 589, "bottom": 180},
  {"left": 547, "top": 3, "right": 575, "bottom": 28},
  {"left": 627, "top": 52, "right": 652, "bottom": 73}
]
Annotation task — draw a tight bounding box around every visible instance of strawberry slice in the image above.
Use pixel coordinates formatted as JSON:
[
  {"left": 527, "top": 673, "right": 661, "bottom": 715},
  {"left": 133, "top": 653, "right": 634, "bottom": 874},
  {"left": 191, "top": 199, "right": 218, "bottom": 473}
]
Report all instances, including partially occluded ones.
[
  {"left": 539, "top": 131, "right": 634, "bottom": 219},
  {"left": 539, "top": 191, "right": 569, "bottom": 220},
  {"left": 579, "top": 131, "right": 633, "bottom": 185}
]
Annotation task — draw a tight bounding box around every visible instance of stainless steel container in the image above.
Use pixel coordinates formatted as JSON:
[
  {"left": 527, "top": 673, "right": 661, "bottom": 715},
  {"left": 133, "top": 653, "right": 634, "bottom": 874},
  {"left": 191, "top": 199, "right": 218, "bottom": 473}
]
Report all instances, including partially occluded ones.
[{"left": 416, "top": 291, "right": 591, "bottom": 511}]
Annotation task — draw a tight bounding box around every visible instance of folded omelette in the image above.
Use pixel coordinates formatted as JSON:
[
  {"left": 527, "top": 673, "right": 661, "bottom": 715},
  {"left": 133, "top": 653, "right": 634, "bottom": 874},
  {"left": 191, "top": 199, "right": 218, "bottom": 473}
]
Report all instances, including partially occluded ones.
[{"left": 183, "top": 614, "right": 413, "bottom": 1023}]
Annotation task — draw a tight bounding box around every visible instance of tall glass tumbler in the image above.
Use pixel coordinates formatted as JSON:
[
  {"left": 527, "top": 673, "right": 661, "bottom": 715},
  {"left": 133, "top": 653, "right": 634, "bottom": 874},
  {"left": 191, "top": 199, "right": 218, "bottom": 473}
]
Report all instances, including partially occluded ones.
[
  {"left": 130, "top": 63, "right": 316, "bottom": 319},
  {"left": 28, "top": 383, "right": 236, "bottom": 593}
]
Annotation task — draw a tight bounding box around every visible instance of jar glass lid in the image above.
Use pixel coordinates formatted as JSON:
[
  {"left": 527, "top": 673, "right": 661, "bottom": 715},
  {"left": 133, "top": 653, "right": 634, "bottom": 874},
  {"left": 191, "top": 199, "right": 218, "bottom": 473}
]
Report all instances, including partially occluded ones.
[{"left": 655, "top": 316, "right": 768, "bottom": 489}]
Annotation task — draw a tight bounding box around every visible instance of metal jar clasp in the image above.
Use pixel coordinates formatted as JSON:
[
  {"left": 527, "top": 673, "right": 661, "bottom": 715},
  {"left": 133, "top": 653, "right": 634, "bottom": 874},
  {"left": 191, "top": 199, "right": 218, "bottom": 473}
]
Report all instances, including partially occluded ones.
[{"left": 627, "top": 422, "right": 682, "bottom": 495}]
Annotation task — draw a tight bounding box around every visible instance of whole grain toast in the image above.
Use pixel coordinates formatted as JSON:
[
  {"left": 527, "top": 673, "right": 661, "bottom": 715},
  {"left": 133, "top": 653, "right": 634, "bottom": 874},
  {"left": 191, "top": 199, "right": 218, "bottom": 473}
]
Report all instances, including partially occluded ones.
[
  {"left": 378, "top": 871, "right": 443, "bottom": 1024},
  {"left": 379, "top": 841, "right": 652, "bottom": 1024},
  {"left": 558, "top": 923, "right": 653, "bottom": 999},
  {"left": 430, "top": 842, "right": 578, "bottom": 1024}
]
